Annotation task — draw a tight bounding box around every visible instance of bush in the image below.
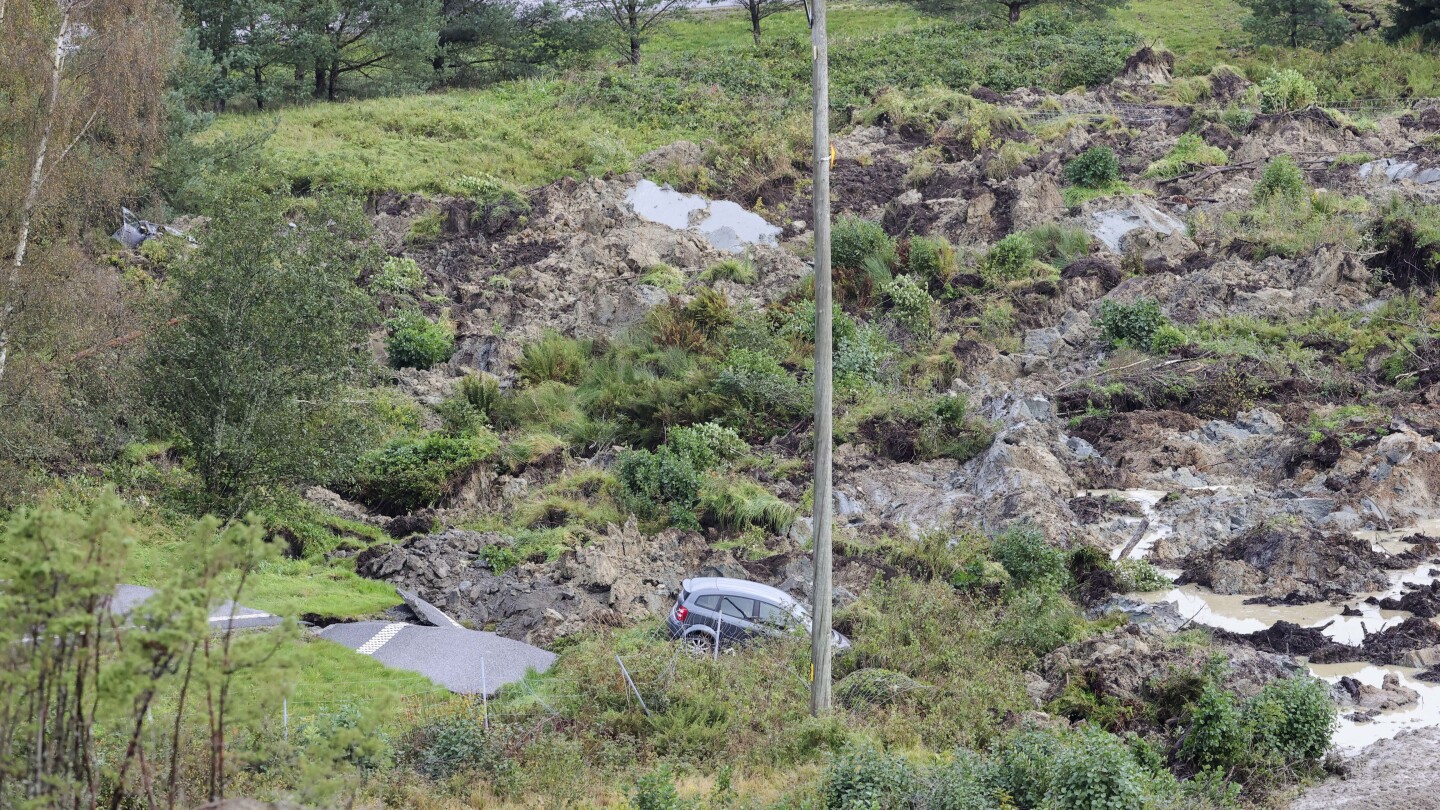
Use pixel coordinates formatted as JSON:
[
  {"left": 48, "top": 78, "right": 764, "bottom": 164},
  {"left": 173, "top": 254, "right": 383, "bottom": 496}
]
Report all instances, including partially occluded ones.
[
  {"left": 713, "top": 347, "right": 811, "bottom": 428},
  {"left": 1253, "top": 154, "right": 1307, "bottom": 201},
  {"left": 981, "top": 233, "right": 1037, "bottom": 283},
  {"left": 372, "top": 256, "right": 424, "bottom": 295},
  {"left": 822, "top": 743, "right": 916, "bottom": 810},
  {"left": 455, "top": 372, "right": 501, "bottom": 423},
  {"left": 399, "top": 715, "right": 514, "bottom": 783},
  {"left": 518, "top": 330, "right": 589, "bottom": 385},
  {"left": 1021, "top": 224, "right": 1092, "bottom": 266},
  {"left": 385, "top": 311, "right": 455, "bottom": 370},
  {"left": 833, "top": 215, "right": 897, "bottom": 271},
  {"left": 640, "top": 263, "right": 685, "bottom": 293},
  {"left": 1247, "top": 675, "right": 1335, "bottom": 764},
  {"left": 700, "top": 257, "right": 758, "bottom": 284},
  {"left": 1048, "top": 725, "right": 1145, "bottom": 810},
  {"left": 354, "top": 430, "right": 498, "bottom": 513},
  {"left": 835, "top": 324, "right": 898, "bottom": 388},
  {"left": 913, "top": 750, "right": 993, "bottom": 810},
  {"left": 906, "top": 234, "right": 959, "bottom": 284},
  {"left": 988, "top": 727, "right": 1066, "bottom": 809},
  {"left": 1065, "top": 147, "right": 1120, "bottom": 189},
  {"left": 1180, "top": 683, "right": 1247, "bottom": 770},
  {"left": 683, "top": 287, "right": 735, "bottom": 335},
  {"left": 1098, "top": 298, "right": 1167, "bottom": 348},
  {"left": 1148, "top": 322, "right": 1189, "bottom": 355},
  {"left": 616, "top": 446, "right": 703, "bottom": 528},
  {"left": 631, "top": 766, "right": 683, "bottom": 810},
  {"left": 884, "top": 274, "right": 937, "bottom": 340},
  {"left": 699, "top": 478, "right": 796, "bottom": 534},
  {"left": 1260, "top": 68, "right": 1318, "bottom": 113},
  {"left": 1143, "top": 133, "right": 1229, "bottom": 179},
  {"left": 993, "top": 584, "right": 1084, "bottom": 659},
  {"left": 665, "top": 421, "right": 748, "bottom": 470},
  {"left": 991, "top": 523, "right": 1066, "bottom": 589}
]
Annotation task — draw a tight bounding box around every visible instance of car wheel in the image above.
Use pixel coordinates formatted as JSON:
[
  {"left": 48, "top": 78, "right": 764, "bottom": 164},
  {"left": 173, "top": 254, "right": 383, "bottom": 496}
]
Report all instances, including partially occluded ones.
[{"left": 682, "top": 633, "right": 716, "bottom": 657}]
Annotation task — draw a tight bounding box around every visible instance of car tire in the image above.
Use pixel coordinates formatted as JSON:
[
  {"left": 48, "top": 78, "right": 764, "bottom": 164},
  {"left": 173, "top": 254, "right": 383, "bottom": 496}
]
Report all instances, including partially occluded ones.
[{"left": 682, "top": 633, "right": 716, "bottom": 658}]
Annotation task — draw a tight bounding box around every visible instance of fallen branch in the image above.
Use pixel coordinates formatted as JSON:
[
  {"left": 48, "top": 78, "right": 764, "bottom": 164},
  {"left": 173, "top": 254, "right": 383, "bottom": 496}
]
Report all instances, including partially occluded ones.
[{"left": 1056, "top": 355, "right": 1201, "bottom": 391}]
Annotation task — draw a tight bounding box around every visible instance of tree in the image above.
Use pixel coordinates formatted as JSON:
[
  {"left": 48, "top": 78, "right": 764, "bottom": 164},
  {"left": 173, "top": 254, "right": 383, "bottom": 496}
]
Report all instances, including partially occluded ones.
[
  {"left": 717, "top": 0, "right": 800, "bottom": 45},
  {"left": 291, "top": 0, "right": 441, "bottom": 100},
  {"left": 576, "top": 0, "right": 684, "bottom": 65},
  {"left": 434, "top": 0, "right": 600, "bottom": 84},
  {"left": 143, "top": 188, "right": 379, "bottom": 513},
  {"left": 984, "top": 0, "right": 1124, "bottom": 25},
  {"left": 1388, "top": 0, "right": 1440, "bottom": 44},
  {"left": 1242, "top": 0, "right": 1349, "bottom": 48}
]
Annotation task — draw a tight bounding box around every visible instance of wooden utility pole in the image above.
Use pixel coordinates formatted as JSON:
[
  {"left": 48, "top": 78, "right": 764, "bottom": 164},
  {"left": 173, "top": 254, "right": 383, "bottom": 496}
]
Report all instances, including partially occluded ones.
[{"left": 808, "top": 0, "right": 833, "bottom": 717}]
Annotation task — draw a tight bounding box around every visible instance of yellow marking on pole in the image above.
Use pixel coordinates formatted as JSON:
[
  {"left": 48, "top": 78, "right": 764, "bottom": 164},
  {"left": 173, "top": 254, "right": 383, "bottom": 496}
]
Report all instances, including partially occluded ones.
[{"left": 829, "top": 144, "right": 836, "bottom": 168}]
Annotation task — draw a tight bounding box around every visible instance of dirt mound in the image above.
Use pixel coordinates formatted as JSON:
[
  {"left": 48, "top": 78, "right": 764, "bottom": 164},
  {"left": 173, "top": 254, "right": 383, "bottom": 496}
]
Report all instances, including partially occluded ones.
[
  {"left": 1216, "top": 620, "right": 1354, "bottom": 660},
  {"left": 1180, "top": 524, "right": 1393, "bottom": 600}
]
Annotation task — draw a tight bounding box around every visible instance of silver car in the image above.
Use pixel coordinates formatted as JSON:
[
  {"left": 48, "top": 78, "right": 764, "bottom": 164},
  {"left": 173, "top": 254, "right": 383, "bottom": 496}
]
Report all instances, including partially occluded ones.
[{"left": 666, "top": 576, "right": 851, "bottom": 656}]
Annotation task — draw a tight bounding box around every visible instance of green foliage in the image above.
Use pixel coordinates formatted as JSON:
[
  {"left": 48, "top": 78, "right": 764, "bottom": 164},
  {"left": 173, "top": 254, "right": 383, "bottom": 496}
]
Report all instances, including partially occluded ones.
[
  {"left": 989, "top": 726, "right": 1066, "bottom": 808},
  {"left": 1143, "top": 133, "right": 1229, "bottom": 179},
  {"left": 1048, "top": 725, "right": 1145, "bottom": 810},
  {"left": 982, "top": 233, "right": 1038, "bottom": 284},
  {"left": 833, "top": 215, "right": 897, "bottom": 271},
  {"left": 400, "top": 715, "right": 515, "bottom": 783},
  {"left": 700, "top": 477, "right": 797, "bottom": 534},
  {"left": 701, "top": 257, "right": 759, "bottom": 284},
  {"left": 1065, "top": 147, "right": 1121, "bottom": 189},
  {"left": 1020, "top": 224, "right": 1092, "bottom": 266},
  {"left": 991, "top": 523, "right": 1067, "bottom": 589},
  {"left": 372, "top": 256, "right": 424, "bottom": 295},
  {"left": 1254, "top": 154, "right": 1307, "bottom": 201},
  {"left": 842, "top": 394, "right": 994, "bottom": 463},
  {"left": 1247, "top": 675, "right": 1335, "bottom": 764},
  {"left": 616, "top": 447, "right": 704, "bottom": 528},
  {"left": 1180, "top": 683, "right": 1247, "bottom": 770},
  {"left": 714, "top": 347, "right": 812, "bottom": 429},
  {"left": 992, "top": 583, "right": 1085, "bottom": 659},
  {"left": 144, "top": 187, "right": 378, "bottom": 511},
  {"left": 666, "top": 422, "right": 749, "bottom": 471},
  {"left": 884, "top": 274, "right": 938, "bottom": 340},
  {"left": 822, "top": 743, "right": 917, "bottom": 810},
  {"left": 835, "top": 325, "right": 899, "bottom": 389},
  {"left": 1242, "top": 0, "right": 1349, "bottom": 49},
  {"left": 406, "top": 211, "right": 445, "bottom": 244},
  {"left": 1389, "top": 0, "right": 1440, "bottom": 44},
  {"left": 518, "top": 331, "right": 590, "bottom": 385},
  {"left": 1115, "top": 558, "right": 1174, "bottom": 591},
  {"left": 385, "top": 310, "right": 456, "bottom": 370},
  {"left": 1259, "top": 68, "right": 1318, "bottom": 112},
  {"left": 353, "top": 430, "right": 498, "bottom": 513},
  {"left": 632, "top": 766, "right": 684, "bottom": 810},
  {"left": 907, "top": 234, "right": 960, "bottom": 284},
  {"left": 640, "top": 263, "right": 685, "bottom": 293},
  {"left": 1098, "top": 298, "right": 1168, "bottom": 349},
  {"left": 1370, "top": 196, "right": 1440, "bottom": 288}
]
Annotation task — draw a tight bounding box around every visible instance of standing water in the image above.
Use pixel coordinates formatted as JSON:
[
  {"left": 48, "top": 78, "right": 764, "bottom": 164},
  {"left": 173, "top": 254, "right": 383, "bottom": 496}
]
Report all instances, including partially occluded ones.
[{"left": 626, "top": 179, "right": 781, "bottom": 253}]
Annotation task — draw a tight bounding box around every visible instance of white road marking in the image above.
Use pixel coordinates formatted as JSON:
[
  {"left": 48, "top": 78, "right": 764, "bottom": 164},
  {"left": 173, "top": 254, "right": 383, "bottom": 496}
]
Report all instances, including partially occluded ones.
[
  {"left": 357, "top": 623, "right": 407, "bottom": 655},
  {"left": 208, "top": 612, "right": 272, "bottom": 622}
]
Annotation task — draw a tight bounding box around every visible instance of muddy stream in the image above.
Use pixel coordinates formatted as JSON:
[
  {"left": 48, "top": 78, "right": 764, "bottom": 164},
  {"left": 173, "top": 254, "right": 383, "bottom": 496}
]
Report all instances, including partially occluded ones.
[{"left": 1084, "top": 489, "right": 1440, "bottom": 752}]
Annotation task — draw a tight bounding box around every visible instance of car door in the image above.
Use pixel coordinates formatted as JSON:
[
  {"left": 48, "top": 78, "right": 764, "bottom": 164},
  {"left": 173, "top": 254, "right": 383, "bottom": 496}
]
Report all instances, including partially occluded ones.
[
  {"left": 754, "top": 600, "right": 800, "bottom": 639},
  {"left": 717, "top": 595, "right": 756, "bottom": 643}
]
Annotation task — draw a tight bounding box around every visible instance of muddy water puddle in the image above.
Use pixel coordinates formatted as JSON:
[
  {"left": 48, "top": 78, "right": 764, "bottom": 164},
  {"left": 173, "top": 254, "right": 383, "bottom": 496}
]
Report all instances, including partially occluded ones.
[
  {"left": 1311, "top": 663, "right": 1440, "bottom": 751},
  {"left": 1090, "top": 488, "right": 1440, "bottom": 749},
  {"left": 626, "top": 180, "right": 781, "bottom": 253}
]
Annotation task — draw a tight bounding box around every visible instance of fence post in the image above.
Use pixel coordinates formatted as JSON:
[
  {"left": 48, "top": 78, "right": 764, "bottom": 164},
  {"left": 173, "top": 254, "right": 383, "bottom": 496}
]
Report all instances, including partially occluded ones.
[
  {"left": 481, "top": 657, "right": 489, "bottom": 732},
  {"left": 616, "top": 654, "right": 652, "bottom": 718},
  {"left": 283, "top": 697, "right": 288, "bottom": 742}
]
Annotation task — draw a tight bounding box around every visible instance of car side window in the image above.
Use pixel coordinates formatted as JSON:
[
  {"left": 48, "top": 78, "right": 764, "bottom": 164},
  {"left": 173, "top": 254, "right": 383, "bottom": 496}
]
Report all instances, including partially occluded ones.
[
  {"left": 756, "top": 601, "right": 790, "bottom": 625},
  {"left": 694, "top": 594, "right": 719, "bottom": 610},
  {"left": 720, "top": 596, "right": 754, "bottom": 620}
]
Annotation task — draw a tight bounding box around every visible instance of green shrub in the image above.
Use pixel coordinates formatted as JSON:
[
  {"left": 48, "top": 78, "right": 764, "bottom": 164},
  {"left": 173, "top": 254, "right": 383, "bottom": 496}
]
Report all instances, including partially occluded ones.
[
  {"left": 1098, "top": 298, "right": 1168, "bottom": 348},
  {"left": 1143, "top": 133, "right": 1229, "bottom": 179},
  {"left": 991, "top": 523, "right": 1066, "bottom": 589},
  {"left": 355, "top": 430, "right": 498, "bottom": 513},
  {"left": 616, "top": 446, "right": 702, "bottom": 528},
  {"left": 906, "top": 234, "right": 959, "bottom": 284},
  {"left": 456, "top": 372, "right": 501, "bottom": 423},
  {"left": 822, "top": 742, "right": 916, "bottom": 810},
  {"left": 1021, "top": 224, "right": 1092, "bottom": 266},
  {"left": 699, "top": 477, "right": 797, "bottom": 534},
  {"left": 631, "top": 766, "right": 683, "bottom": 810},
  {"left": 1148, "top": 322, "right": 1189, "bottom": 355},
  {"left": 1247, "top": 675, "right": 1335, "bottom": 764},
  {"left": 992, "top": 583, "right": 1085, "bottom": 660},
  {"left": 884, "top": 274, "right": 937, "bottom": 340},
  {"left": 640, "top": 263, "right": 685, "bottom": 293},
  {"left": 399, "top": 715, "right": 515, "bottom": 784},
  {"left": 1115, "top": 558, "right": 1173, "bottom": 592},
  {"left": 988, "top": 727, "right": 1066, "bottom": 809},
  {"left": 913, "top": 750, "right": 993, "bottom": 810},
  {"left": 982, "top": 233, "right": 1037, "bottom": 283},
  {"left": 385, "top": 311, "right": 455, "bottom": 370},
  {"left": 1048, "top": 725, "right": 1145, "bottom": 810},
  {"left": 518, "top": 330, "right": 589, "bottom": 386},
  {"left": 833, "top": 215, "right": 897, "bottom": 271},
  {"left": 835, "top": 324, "right": 898, "bottom": 388},
  {"left": 371, "top": 256, "right": 424, "bottom": 295},
  {"left": 700, "top": 257, "right": 758, "bottom": 284},
  {"left": 1260, "top": 69, "right": 1318, "bottom": 113},
  {"left": 665, "top": 421, "right": 748, "bottom": 471},
  {"left": 713, "top": 347, "right": 811, "bottom": 427},
  {"left": 1065, "top": 147, "right": 1120, "bottom": 189},
  {"left": 683, "top": 287, "right": 735, "bottom": 335},
  {"left": 1253, "top": 154, "right": 1306, "bottom": 201},
  {"left": 1180, "top": 683, "right": 1247, "bottom": 770},
  {"left": 406, "top": 211, "right": 444, "bottom": 244}
]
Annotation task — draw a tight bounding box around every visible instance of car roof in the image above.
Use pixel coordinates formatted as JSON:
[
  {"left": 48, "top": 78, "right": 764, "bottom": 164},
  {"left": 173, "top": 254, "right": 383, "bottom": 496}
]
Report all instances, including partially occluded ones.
[{"left": 682, "top": 577, "right": 800, "bottom": 608}]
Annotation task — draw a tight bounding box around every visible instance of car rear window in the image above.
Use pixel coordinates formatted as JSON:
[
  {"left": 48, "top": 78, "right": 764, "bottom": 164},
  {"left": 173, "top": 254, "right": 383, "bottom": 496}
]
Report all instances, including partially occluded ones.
[{"left": 694, "top": 594, "right": 720, "bottom": 610}]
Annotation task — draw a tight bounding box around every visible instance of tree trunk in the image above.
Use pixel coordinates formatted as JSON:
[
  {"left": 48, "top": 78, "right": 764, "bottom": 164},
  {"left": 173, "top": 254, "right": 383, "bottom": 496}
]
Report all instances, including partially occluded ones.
[
  {"left": 253, "top": 64, "right": 265, "bottom": 110},
  {"left": 628, "top": 4, "right": 641, "bottom": 65},
  {"left": 3, "top": 9, "right": 71, "bottom": 388},
  {"left": 751, "top": 3, "right": 762, "bottom": 45},
  {"left": 326, "top": 59, "right": 339, "bottom": 101},
  {"left": 1008, "top": 1, "right": 1021, "bottom": 24},
  {"left": 313, "top": 61, "right": 326, "bottom": 98}
]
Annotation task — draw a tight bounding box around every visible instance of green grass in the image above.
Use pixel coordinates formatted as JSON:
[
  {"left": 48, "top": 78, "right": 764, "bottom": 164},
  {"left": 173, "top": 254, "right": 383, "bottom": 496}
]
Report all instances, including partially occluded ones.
[
  {"left": 651, "top": 2, "right": 927, "bottom": 54},
  {"left": 1113, "top": 0, "right": 1245, "bottom": 75},
  {"left": 243, "top": 557, "right": 405, "bottom": 620}
]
